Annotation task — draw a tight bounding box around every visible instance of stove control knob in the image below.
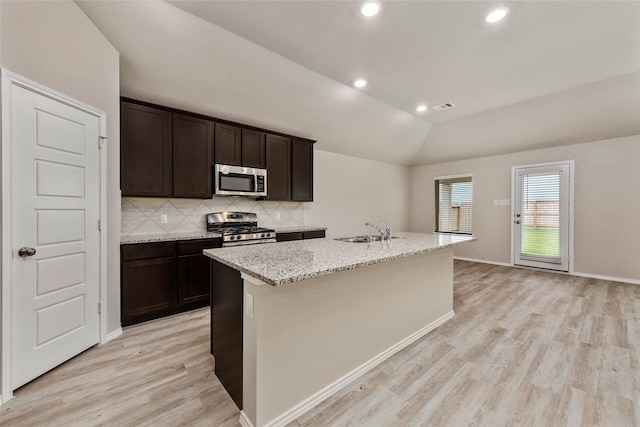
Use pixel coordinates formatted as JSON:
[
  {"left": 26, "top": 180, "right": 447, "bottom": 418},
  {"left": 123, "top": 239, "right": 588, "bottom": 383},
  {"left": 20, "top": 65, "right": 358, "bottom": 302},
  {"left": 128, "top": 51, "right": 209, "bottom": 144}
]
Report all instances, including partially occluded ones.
[
  {"left": 230, "top": 236, "right": 236, "bottom": 240},
  {"left": 261, "top": 233, "right": 265, "bottom": 237}
]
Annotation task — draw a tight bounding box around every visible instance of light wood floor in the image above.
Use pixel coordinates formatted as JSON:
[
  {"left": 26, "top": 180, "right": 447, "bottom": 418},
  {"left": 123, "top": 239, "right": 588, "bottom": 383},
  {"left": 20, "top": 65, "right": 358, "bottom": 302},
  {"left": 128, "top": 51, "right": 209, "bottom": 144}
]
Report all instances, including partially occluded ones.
[{"left": 1, "top": 261, "right": 639, "bottom": 426}]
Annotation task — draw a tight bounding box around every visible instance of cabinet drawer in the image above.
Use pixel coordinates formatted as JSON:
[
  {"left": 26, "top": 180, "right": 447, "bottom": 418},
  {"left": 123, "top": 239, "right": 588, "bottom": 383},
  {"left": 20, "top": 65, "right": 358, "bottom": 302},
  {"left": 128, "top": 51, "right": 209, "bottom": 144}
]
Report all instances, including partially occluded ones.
[
  {"left": 178, "top": 238, "right": 223, "bottom": 255},
  {"left": 121, "top": 241, "right": 177, "bottom": 261},
  {"left": 303, "top": 230, "right": 325, "bottom": 240},
  {"left": 276, "top": 232, "right": 303, "bottom": 242}
]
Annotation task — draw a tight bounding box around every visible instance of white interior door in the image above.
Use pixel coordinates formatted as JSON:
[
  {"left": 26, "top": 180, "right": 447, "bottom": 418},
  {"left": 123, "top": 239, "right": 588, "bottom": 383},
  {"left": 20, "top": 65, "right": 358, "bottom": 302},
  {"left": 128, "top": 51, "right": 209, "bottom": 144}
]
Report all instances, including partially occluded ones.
[
  {"left": 10, "top": 84, "right": 100, "bottom": 389},
  {"left": 513, "top": 162, "right": 571, "bottom": 272}
]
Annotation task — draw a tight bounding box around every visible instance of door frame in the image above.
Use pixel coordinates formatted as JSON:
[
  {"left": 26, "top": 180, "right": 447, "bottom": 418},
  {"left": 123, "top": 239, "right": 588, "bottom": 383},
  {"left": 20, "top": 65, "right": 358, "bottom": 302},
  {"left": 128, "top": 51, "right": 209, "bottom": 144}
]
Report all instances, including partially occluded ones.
[
  {"left": 510, "top": 160, "right": 575, "bottom": 273},
  {"left": 0, "top": 70, "right": 108, "bottom": 403}
]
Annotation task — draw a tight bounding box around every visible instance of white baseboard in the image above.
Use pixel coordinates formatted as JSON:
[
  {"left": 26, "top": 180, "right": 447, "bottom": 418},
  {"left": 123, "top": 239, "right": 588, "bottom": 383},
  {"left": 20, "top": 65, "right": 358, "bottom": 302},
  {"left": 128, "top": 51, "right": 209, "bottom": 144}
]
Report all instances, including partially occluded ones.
[
  {"left": 250, "top": 310, "right": 455, "bottom": 427},
  {"left": 103, "top": 327, "right": 123, "bottom": 344},
  {"left": 454, "top": 256, "right": 511, "bottom": 267},
  {"left": 455, "top": 257, "right": 639, "bottom": 285},
  {"left": 571, "top": 271, "right": 640, "bottom": 286},
  {"left": 239, "top": 411, "right": 254, "bottom": 427}
]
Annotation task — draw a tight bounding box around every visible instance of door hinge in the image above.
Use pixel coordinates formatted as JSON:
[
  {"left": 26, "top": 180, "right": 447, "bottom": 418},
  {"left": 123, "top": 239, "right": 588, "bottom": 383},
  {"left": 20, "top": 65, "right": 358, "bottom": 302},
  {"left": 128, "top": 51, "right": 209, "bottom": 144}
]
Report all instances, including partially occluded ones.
[
  {"left": 98, "top": 136, "right": 107, "bottom": 149},
  {"left": 98, "top": 302, "right": 101, "bottom": 314},
  {"left": 98, "top": 219, "right": 101, "bottom": 231}
]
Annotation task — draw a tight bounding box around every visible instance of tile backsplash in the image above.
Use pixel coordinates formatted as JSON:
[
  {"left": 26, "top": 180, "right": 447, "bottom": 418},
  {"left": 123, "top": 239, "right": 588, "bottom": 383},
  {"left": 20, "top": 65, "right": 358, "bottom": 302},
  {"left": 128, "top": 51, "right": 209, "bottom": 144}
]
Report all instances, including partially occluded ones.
[{"left": 121, "top": 197, "right": 304, "bottom": 237}]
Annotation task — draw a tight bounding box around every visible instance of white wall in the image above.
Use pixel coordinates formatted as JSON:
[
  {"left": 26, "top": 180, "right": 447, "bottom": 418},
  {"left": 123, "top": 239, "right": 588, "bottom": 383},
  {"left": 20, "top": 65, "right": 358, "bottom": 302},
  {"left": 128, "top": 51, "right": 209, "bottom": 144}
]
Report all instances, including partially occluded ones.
[
  {"left": 76, "top": 0, "right": 431, "bottom": 167},
  {"left": 410, "top": 135, "right": 640, "bottom": 282},
  {"left": 304, "top": 150, "right": 410, "bottom": 238},
  {"left": 0, "top": 0, "right": 121, "bottom": 383}
]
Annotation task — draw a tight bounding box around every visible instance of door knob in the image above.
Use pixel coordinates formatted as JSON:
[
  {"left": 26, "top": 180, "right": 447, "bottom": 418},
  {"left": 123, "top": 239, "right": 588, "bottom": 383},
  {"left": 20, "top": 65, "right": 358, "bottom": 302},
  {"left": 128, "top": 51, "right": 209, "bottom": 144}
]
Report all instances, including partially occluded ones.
[{"left": 18, "top": 247, "right": 36, "bottom": 257}]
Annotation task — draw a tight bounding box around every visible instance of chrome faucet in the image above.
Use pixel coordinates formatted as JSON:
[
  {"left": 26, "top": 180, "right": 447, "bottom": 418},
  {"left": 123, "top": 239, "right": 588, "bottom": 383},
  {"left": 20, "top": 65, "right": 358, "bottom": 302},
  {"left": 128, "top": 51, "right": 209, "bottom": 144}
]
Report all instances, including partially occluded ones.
[{"left": 365, "top": 221, "right": 392, "bottom": 242}]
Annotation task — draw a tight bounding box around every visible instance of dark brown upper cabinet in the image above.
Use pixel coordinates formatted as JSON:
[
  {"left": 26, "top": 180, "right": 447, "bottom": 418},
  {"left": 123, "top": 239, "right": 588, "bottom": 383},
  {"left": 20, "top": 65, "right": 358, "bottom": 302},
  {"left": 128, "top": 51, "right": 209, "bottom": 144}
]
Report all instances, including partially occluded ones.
[
  {"left": 173, "top": 114, "right": 214, "bottom": 198},
  {"left": 121, "top": 98, "right": 314, "bottom": 200},
  {"left": 266, "top": 134, "right": 291, "bottom": 201},
  {"left": 291, "top": 139, "right": 314, "bottom": 202},
  {"left": 215, "top": 123, "right": 242, "bottom": 166},
  {"left": 121, "top": 101, "right": 172, "bottom": 197},
  {"left": 241, "top": 129, "right": 266, "bottom": 169}
]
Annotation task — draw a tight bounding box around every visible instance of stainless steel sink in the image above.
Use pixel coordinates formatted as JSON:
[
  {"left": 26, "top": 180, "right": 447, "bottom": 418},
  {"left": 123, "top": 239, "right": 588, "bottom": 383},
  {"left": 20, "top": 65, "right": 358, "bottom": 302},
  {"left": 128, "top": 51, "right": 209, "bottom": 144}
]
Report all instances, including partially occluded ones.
[{"left": 334, "top": 235, "right": 402, "bottom": 243}]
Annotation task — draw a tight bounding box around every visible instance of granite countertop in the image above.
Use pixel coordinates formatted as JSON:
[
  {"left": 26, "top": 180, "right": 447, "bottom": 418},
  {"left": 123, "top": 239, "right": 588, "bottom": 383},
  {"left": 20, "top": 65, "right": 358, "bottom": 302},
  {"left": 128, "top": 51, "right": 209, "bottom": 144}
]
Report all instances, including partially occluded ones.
[
  {"left": 121, "top": 231, "right": 222, "bottom": 244},
  {"left": 204, "top": 232, "right": 476, "bottom": 286},
  {"left": 120, "top": 226, "right": 327, "bottom": 244},
  {"left": 273, "top": 226, "right": 327, "bottom": 233}
]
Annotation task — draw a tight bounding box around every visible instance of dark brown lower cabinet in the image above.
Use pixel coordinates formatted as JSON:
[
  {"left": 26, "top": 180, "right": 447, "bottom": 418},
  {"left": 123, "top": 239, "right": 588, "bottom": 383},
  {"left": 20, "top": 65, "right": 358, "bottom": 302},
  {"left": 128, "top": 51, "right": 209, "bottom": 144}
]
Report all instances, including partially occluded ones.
[
  {"left": 121, "top": 256, "right": 177, "bottom": 324},
  {"left": 121, "top": 238, "right": 221, "bottom": 327},
  {"left": 276, "top": 229, "right": 325, "bottom": 242},
  {"left": 303, "top": 230, "right": 325, "bottom": 239},
  {"left": 178, "top": 239, "right": 220, "bottom": 308},
  {"left": 210, "top": 260, "right": 243, "bottom": 409},
  {"left": 275, "top": 231, "right": 303, "bottom": 242}
]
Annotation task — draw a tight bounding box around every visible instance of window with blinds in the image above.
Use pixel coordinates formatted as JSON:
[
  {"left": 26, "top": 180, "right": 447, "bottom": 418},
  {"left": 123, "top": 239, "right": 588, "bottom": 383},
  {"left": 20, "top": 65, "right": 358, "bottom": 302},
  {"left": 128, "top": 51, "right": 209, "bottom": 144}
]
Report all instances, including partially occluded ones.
[{"left": 434, "top": 175, "right": 473, "bottom": 234}]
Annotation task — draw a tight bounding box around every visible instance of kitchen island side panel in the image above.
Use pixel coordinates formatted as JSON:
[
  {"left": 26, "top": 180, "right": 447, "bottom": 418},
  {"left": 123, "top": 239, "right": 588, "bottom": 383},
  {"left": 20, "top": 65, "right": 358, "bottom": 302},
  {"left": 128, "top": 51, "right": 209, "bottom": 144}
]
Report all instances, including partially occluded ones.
[
  {"left": 210, "top": 260, "right": 244, "bottom": 409},
  {"left": 243, "top": 247, "right": 454, "bottom": 426}
]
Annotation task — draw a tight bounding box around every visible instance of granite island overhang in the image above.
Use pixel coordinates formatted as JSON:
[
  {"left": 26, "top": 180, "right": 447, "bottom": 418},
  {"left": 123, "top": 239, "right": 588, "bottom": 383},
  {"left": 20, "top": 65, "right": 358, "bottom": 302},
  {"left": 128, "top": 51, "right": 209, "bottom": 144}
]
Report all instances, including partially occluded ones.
[{"left": 204, "top": 232, "right": 476, "bottom": 427}]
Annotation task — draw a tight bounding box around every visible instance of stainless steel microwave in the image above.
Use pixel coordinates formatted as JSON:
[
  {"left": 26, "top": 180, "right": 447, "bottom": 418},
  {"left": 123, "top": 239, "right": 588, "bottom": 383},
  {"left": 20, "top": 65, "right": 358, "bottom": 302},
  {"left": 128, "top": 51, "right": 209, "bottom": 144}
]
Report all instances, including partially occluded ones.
[{"left": 214, "top": 164, "right": 267, "bottom": 197}]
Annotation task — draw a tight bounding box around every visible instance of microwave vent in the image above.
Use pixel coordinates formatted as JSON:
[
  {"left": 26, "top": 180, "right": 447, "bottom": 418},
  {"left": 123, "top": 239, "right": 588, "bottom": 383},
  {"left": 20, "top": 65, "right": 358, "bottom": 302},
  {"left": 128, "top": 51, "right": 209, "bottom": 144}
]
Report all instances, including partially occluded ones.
[{"left": 433, "top": 102, "right": 455, "bottom": 111}]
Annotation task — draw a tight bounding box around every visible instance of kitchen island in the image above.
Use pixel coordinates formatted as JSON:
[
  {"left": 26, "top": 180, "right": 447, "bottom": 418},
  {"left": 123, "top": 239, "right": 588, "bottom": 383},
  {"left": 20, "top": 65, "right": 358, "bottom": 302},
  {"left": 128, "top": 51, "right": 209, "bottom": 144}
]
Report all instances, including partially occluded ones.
[{"left": 204, "top": 232, "right": 475, "bottom": 427}]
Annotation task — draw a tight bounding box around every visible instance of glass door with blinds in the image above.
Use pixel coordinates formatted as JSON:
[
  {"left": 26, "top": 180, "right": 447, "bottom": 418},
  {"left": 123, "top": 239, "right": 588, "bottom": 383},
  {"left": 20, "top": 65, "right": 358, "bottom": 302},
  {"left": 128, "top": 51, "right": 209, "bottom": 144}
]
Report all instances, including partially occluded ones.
[{"left": 512, "top": 162, "right": 571, "bottom": 272}]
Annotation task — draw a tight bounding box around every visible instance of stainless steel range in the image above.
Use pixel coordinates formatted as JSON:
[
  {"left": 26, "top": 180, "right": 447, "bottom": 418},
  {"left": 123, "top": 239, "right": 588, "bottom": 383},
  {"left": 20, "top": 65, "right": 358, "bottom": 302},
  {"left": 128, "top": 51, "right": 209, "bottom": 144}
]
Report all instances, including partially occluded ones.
[{"left": 206, "top": 212, "right": 276, "bottom": 247}]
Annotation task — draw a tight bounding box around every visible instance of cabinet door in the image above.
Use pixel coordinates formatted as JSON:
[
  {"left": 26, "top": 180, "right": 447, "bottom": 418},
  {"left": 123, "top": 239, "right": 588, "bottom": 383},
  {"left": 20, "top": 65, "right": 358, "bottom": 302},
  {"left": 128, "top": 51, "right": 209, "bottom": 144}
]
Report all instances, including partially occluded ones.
[
  {"left": 121, "top": 257, "right": 177, "bottom": 326},
  {"left": 173, "top": 114, "right": 214, "bottom": 198},
  {"left": 291, "top": 139, "right": 314, "bottom": 201},
  {"left": 266, "top": 134, "right": 291, "bottom": 201},
  {"left": 121, "top": 101, "right": 172, "bottom": 197},
  {"left": 215, "top": 123, "right": 242, "bottom": 166},
  {"left": 178, "top": 255, "right": 211, "bottom": 307},
  {"left": 242, "top": 129, "right": 266, "bottom": 168},
  {"left": 177, "top": 238, "right": 222, "bottom": 308}
]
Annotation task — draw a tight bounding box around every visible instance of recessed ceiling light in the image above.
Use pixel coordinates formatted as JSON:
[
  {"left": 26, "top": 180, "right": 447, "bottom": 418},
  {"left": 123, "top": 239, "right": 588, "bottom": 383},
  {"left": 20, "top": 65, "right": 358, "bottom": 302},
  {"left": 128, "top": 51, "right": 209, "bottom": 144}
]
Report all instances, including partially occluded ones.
[
  {"left": 485, "top": 7, "right": 508, "bottom": 23},
  {"left": 354, "top": 78, "right": 367, "bottom": 88},
  {"left": 416, "top": 105, "right": 428, "bottom": 113},
  {"left": 360, "top": 0, "right": 381, "bottom": 17}
]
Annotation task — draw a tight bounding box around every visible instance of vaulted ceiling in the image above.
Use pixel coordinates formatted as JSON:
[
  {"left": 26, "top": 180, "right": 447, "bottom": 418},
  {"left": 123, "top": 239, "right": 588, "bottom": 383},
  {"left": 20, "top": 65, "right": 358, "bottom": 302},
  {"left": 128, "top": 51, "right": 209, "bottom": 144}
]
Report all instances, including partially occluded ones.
[{"left": 77, "top": 1, "right": 640, "bottom": 166}]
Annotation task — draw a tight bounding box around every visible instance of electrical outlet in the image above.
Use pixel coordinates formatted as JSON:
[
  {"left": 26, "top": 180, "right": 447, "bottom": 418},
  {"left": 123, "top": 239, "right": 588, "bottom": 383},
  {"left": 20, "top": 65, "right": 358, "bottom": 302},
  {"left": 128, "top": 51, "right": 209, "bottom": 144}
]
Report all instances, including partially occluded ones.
[
  {"left": 246, "top": 293, "right": 254, "bottom": 319},
  {"left": 160, "top": 213, "right": 168, "bottom": 224},
  {"left": 275, "top": 212, "right": 281, "bottom": 221}
]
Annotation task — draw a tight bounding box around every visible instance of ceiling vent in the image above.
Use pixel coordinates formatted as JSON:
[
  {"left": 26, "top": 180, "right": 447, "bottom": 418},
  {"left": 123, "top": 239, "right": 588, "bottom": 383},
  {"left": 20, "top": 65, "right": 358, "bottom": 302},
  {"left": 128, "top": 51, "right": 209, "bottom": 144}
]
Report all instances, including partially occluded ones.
[{"left": 432, "top": 102, "right": 455, "bottom": 112}]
